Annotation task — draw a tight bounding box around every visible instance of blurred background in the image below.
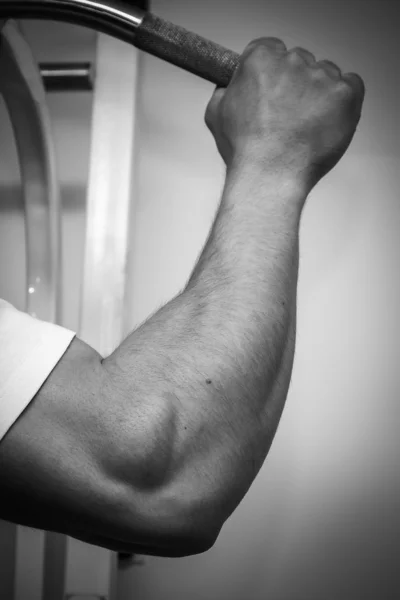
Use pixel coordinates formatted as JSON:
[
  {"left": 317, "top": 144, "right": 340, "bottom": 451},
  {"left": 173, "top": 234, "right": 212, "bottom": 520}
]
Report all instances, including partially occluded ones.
[{"left": 0, "top": 0, "right": 399, "bottom": 598}]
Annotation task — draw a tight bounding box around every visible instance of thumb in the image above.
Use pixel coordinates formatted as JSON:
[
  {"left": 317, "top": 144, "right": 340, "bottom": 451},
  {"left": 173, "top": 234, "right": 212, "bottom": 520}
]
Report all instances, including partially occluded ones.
[{"left": 205, "top": 86, "right": 226, "bottom": 132}]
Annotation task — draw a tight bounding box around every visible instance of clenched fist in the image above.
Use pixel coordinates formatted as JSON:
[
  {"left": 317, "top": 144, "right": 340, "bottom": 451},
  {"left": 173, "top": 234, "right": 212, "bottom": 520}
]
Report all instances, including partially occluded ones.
[{"left": 205, "top": 37, "right": 365, "bottom": 191}]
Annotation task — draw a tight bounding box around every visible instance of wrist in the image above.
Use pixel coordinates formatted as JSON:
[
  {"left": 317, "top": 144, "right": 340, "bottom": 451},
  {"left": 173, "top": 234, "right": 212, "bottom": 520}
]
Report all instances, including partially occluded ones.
[{"left": 226, "top": 154, "right": 310, "bottom": 211}]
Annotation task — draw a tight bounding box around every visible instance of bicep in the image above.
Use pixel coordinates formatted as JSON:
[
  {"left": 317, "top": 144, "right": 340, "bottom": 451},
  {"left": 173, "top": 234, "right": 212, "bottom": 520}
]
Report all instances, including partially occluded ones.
[
  {"left": 0, "top": 336, "right": 208, "bottom": 555},
  {"left": 0, "top": 336, "right": 118, "bottom": 535}
]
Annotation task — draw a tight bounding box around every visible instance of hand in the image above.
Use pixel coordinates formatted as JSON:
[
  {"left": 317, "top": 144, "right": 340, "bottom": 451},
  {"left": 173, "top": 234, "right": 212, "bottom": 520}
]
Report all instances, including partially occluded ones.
[{"left": 205, "top": 37, "right": 365, "bottom": 190}]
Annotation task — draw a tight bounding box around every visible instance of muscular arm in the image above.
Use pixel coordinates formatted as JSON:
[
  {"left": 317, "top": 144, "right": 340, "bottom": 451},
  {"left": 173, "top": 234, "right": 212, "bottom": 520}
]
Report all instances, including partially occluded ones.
[
  {"left": 0, "top": 38, "right": 364, "bottom": 557},
  {"left": 0, "top": 165, "right": 304, "bottom": 556},
  {"left": 102, "top": 164, "right": 304, "bottom": 535}
]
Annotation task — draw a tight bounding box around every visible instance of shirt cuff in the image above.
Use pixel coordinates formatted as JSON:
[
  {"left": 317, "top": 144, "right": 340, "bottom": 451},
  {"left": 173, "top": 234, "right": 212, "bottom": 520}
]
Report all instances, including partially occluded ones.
[{"left": 0, "top": 299, "right": 76, "bottom": 442}]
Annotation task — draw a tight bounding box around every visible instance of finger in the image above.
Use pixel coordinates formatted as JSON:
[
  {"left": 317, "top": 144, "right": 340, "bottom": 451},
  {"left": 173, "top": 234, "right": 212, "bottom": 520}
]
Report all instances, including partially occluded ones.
[
  {"left": 205, "top": 86, "right": 225, "bottom": 128},
  {"left": 288, "top": 46, "right": 316, "bottom": 66},
  {"left": 317, "top": 59, "right": 342, "bottom": 78},
  {"left": 244, "top": 36, "right": 287, "bottom": 57},
  {"left": 342, "top": 72, "right": 366, "bottom": 118},
  {"left": 342, "top": 71, "right": 366, "bottom": 100}
]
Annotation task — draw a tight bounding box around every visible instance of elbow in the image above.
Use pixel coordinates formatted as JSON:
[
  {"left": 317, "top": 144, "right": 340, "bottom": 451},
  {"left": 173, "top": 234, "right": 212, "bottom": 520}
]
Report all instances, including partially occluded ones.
[
  {"left": 181, "top": 533, "right": 218, "bottom": 557},
  {"left": 182, "top": 515, "right": 222, "bottom": 555},
  {"left": 94, "top": 469, "right": 222, "bottom": 558},
  {"left": 154, "top": 531, "right": 219, "bottom": 558},
  {"left": 94, "top": 373, "right": 223, "bottom": 555},
  {"left": 166, "top": 522, "right": 222, "bottom": 557}
]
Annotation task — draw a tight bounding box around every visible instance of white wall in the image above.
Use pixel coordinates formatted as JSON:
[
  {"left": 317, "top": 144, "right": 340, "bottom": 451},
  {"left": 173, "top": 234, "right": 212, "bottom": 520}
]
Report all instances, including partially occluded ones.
[{"left": 0, "top": 0, "right": 398, "bottom": 599}]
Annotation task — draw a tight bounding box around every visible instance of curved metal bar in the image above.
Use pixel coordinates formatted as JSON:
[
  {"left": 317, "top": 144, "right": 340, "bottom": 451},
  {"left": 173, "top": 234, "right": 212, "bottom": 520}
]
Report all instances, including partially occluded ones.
[
  {"left": 0, "top": 0, "right": 240, "bottom": 87},
  {"left": 0, "top": 0, "right": 146, "bottom": 46},
  {"left": 0, "top": 19, "right": 61, "bottom": 322}
]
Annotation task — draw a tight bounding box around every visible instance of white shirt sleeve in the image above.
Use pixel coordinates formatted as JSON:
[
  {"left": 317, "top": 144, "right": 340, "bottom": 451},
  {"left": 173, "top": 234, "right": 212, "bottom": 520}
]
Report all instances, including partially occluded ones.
[{"left": 0, "top": 299, "right": 76, "bottom": 442}]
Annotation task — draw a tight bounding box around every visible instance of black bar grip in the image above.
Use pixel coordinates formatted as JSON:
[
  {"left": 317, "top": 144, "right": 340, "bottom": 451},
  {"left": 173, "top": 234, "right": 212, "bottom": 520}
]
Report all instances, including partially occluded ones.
[{"left": 134, "top": 13, "right": 240, "bottom": 88}]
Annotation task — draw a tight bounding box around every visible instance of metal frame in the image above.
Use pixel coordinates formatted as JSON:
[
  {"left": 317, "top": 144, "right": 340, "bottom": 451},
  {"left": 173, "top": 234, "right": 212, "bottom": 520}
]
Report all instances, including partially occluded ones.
[
  {"left": 0, "top": 19, "right": 62, "bottom": 323},
  {"left": 0, "top": 0, "right": 146, "bottom": 43}
]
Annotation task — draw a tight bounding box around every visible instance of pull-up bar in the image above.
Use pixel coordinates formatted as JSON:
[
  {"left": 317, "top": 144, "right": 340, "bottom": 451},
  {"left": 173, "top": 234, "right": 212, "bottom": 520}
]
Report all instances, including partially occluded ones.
[{"left": 0, "top": 0, "right": 241, "bottom": 87}]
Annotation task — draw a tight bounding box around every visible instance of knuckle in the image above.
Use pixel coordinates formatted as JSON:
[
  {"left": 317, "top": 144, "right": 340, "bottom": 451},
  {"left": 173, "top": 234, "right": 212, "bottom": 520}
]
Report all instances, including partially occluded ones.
[
  {"left": 262, "top": 36, "right": 287, "bottom": 50},
  {"left": 310, "top": 66, "right": 328, "bottom": 81},
  {"left": 287, "top": 50, "right": 302, "bottom": 65},
  {"left": 244, "top": 37, "right": 286, "bottom": 59},
  {"left": 242, "top": 45, "right": 269, "bottom": 72},
  {"left": 251, "top": 36, "right": 286, "bottom": 50},
  {"left": 336, "top": 79, "right": 354, "bottom": 98},
  {"left": 317, "top": 59, "right": 342, "bottom": 78},
  {"left": 251, "top": 43, "right": 270, "bottom": 60},
  {"left": 288, "top": 46, "right": 316, "bottom": 65},
  {"left": 342, "top": 72, "right": 366, "bottom": 98}
]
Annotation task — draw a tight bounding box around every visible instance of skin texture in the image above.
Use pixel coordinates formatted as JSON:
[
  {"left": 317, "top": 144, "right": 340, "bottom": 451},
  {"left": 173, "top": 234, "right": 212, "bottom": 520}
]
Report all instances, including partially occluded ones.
[{"left": 0, "top": 38, "right": 365, "bottom": 557}]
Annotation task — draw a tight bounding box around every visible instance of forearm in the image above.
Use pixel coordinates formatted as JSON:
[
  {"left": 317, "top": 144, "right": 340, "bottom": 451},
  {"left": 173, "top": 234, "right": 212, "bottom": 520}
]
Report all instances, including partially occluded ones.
[
  {"left": 102, "top": 162, "right": 307, "bottom": 533},
  {"left": 175, "top": 163, "right": 304, "bottom": 526}
]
